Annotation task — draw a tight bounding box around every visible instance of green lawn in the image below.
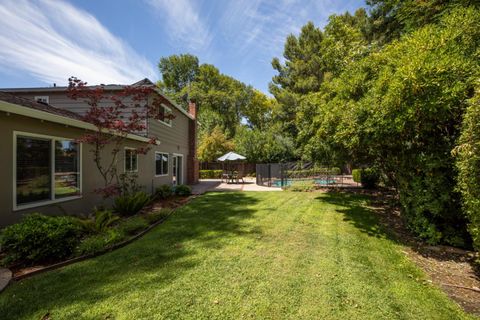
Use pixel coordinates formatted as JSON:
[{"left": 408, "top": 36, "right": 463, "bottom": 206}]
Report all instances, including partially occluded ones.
[{"left": 0, "top": 192, "right": 472, "bottom": 319}]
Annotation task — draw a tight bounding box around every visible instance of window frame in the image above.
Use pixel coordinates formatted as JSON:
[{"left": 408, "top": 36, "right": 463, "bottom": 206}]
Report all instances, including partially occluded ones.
[
  {"left": 124, "top": 147, "right": 138, "bottom": 173},
  {"left": 34, "top": 96, "right": 49, "bottom": 104},
  {"left": 157, "top": 104, "right": 173, "bottom": 127},
  {"left": 13, "top": 131, "right": 82, "bottom": 211},
  {"left": 154, "top": 152, "right": 169, "bottom": 177}
]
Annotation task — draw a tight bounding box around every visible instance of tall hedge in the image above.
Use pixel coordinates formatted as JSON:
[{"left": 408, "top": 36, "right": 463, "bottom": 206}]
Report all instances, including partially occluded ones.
[{"left": 456, "top": 90, "right": 480, "bottom": 253}]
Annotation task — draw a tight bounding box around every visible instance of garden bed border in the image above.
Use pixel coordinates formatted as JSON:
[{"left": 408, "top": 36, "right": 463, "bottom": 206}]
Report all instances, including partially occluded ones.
[{"left": 1, "top": 195, "right": 198, "bottom": 291}]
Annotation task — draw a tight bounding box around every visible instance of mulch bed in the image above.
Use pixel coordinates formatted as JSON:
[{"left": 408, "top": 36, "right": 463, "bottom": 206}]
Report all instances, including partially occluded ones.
[{"left": 5, "top": 195, "right": 196, "bottom": 281}]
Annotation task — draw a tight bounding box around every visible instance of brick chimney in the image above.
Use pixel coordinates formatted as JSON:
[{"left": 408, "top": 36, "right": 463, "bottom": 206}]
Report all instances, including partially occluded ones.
[
  {"left": 187, "top": 101, "right": 199, "bottom": 185},
  {"left": 188, "top": 100, "right": 197, "bottom": 119}
]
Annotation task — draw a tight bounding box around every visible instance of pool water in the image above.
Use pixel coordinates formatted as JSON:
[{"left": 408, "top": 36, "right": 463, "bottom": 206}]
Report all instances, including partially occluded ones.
[{"left": 272, "top": 179, "right": 336, "bottom": 187}]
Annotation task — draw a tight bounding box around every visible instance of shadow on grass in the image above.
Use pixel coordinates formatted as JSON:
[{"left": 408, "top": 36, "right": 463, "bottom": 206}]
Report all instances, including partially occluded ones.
[
  {"left": 0, "top": 192, "right": 261, "bottom": 319},
  {"left": 316, "top": 191, "right": 390, "bottom": 240}
]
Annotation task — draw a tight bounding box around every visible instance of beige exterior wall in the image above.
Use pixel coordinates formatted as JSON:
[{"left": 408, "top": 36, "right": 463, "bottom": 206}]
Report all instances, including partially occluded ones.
[{"left": 0, "top": 108, "right": 190, "bottom": 226}]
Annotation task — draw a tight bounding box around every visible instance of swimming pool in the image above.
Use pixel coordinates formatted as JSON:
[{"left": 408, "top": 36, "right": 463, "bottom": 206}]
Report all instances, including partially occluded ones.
[{"left": 272, "top": 179, "right": 336, "bottom": 187}]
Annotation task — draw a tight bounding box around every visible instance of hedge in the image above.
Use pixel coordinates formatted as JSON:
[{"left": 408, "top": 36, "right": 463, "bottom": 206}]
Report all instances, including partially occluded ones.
[
  {"left": 456, "top": 90, "right": 480, "bottom": 255},
  {"left": 200, "top": 170, "right": 223, "bottom": 179},
  {"left": 352, "top": 168, "right": 379, "bottom": 189}
]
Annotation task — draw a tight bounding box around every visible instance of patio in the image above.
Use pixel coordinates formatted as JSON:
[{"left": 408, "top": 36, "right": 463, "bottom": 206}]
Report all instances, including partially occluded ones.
[{"left": 191, "top": 178, "right": 282, "bottom": 195}]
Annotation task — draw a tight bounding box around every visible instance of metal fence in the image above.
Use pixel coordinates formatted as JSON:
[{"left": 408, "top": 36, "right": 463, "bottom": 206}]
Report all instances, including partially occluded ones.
[{"left": 256, "top": 162, "right": 353, "bottom": 188}]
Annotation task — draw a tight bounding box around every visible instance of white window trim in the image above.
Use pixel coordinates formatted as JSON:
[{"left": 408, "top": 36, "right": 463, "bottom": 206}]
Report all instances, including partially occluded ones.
[
  {"left": 158, "top": 104, "right": 173, "bottom": 127},
  {"left": 124, "top": 147, "right": 138, "bottom": 173},
  {"left": 34, "top": 96, "right": 49, "bottom": 104},
  {"left": 13, "top": 131, "right": 82, "bottom": 211},
  {"left": 154, "top": 152, "right": 169, "bottom": 177}
]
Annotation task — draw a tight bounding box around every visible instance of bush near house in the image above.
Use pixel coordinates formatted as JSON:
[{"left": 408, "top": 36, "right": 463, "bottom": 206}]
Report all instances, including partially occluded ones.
[
  {"left": 200, "top": 170, "right": 223, "bottom": 179},
  {"left": 156, "top": 184, "right": 174, "bottom": 199},
  {"left": 174, "top": 184, "right": 192, "bottom": 196},
  {"left": 0, "top": 214, "right": 83, "bottom": 265},
  {"left": 113, "top": 192, "right": 151, "bottom": 216}
]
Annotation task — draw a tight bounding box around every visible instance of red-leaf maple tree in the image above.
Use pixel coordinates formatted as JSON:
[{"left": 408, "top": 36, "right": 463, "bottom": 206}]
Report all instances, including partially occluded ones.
[{"left": 67, "top": 77, "right": 175, "bottom": 198}]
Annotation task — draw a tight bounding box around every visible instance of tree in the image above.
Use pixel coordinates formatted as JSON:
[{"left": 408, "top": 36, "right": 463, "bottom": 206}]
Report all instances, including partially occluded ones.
[
  {"left": 296, "top": 6, "right": 480, "bottom": 245},
  {"left": 234, "top": 125, "right": 295, "bottom": 163},
  {"left": 157, "top": 54, "right": 199, "bottom": 102},
  {"left": 67, "top": 77, "right": 165, "bottom": 198},
  {"left": 197, "top": 126, "right": 235, "bottom": 162}
]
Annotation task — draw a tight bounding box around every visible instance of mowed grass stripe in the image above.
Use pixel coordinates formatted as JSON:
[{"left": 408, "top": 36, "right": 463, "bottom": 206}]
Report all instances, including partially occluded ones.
[{"left": 0, "top": 192, "right": 472, "bottom": 320}]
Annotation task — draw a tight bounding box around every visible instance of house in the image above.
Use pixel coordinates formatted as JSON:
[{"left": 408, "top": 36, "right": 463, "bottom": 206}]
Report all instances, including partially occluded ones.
[{"left": 0, "top": 79, "right": 199, "bottom": 226}]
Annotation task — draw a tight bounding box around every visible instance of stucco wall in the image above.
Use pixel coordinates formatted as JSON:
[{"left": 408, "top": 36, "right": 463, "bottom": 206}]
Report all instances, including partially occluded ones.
[{"left": 0, "top": 111, "right": 189, "bottom": 226}]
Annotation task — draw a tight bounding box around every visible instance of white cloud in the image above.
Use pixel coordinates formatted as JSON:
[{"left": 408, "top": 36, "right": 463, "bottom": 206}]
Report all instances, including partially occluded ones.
[
  {"left": 147, "top": 0, "right": 212, "bottom": 53},
  {"left": 0, "top": 0, "right": 157, "bottom": 86}
]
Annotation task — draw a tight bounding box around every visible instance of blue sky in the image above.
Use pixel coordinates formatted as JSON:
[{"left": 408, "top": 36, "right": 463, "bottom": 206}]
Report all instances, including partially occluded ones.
[{"left": 0, "top": 0, "right": 365, "bottom": 94}]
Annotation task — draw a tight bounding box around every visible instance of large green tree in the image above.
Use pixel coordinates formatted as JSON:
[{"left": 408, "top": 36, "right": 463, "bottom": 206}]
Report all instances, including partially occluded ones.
[{"left": 296, "top": 6, "right": 480, "bottom": 246}]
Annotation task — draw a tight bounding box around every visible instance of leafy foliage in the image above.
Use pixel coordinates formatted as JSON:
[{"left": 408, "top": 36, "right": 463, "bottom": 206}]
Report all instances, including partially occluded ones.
[
  {"left": 359, "top": 168, "right": 380, "bottom": 189},
  {"left": 0, "top": 214, "right": 83, "bottom": 265},
  {"left": 455, "top": 88, "right": 480, "bottom": 254},
  {"left": 197, "top": 126, "right": 235, "bottom": 162},
  {"left": 113, "top": 192, "right": 151, "bottom": 217},
  {"left": 352, "top": 169, "right": 361, "bottom": 183},
  {"left": 75, "top": 228, "right": 126, "bottom": 256},
  {"left": 174, "top": 184, "right": 192, "bottom": 196},
  {"left": 275, "top": 5, "right": 480, "bottom": 246},
  {"left": 199, "top": 170, "right": 223, "bottom": 179},
  {"left": 119, "top": 216, "right": 149, "bottom": 236},
  {"left": 155, "top": 184, "right": 174, "bottom": 199}
]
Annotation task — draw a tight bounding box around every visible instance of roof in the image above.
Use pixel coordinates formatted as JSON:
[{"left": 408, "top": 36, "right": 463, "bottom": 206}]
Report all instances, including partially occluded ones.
[
  {"left": 0, "top": 91, "right": 83, "bottom": 120},
  {"left": 0, "top": 91, "right": 152, "bottom": 143},
  {"left": 0, "top": 78, "right": 194, "bottom": 120}
]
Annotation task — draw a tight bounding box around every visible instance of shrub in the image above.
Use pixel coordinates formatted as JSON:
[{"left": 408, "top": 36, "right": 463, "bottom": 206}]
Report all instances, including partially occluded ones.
[
  {"left": 144, "top": 209, "right": 172, "bottom": 224},
  {"left": 75, "top": 209, "right": 120, "bottom": 233},
  {"left": 119, "top": 216, "right": 149, "bottom": 235},
  {"left": 200, "top": 170, "right": 223, "bottom": 179},
  {"left": 352, "top": 169, "right": 361, "bottom": 183},
  {"left": 75, "top": 228, "right": 126, "bottom": 256},
  {"left": 113, "top": 192, "right": 151, "bottom": 216},
  {"left": 360, "top": 168, "right": 379, "bottom": 189},
  {"left": 156, "top": 184, "right": 173, "bottom": 199},
  {"left": 286, "top": 180, "right": 316, "bottom": 192},
  {"left": 456, "top": 90, "right": 480, "bottom": 256},
  {"left": 174, "top": 184, "right": 192, "bottom": 196},
  {"left": 0, "top": 214, "right": 83, "bottom": 265}
]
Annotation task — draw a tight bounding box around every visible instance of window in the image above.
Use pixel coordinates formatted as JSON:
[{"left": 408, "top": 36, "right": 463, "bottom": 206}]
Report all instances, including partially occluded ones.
[
  {"left": 124, "top": 148, "right": 138, "bottom": 172},
  {"left": 34, "top": 96, "right": 49, "bottom": 104},
  {"left": 15, "top": 133, "right": 81, "bottom": 208},
  {"left": 157, "top": 104, "right": 173, "bottom": 126},
  {"left": 155, "top": 152, "right": 169, "bottom": 176}
]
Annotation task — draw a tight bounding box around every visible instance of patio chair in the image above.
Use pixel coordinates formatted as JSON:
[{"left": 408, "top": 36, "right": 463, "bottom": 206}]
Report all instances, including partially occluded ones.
[{"left": 235, "top": 171, "right": 245, "bottom": 184}]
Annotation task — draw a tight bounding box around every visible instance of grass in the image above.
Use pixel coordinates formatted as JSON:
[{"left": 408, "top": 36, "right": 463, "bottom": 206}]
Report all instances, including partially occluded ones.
[{"left": 0, "top": 192, "right": 472, "bottom": 319}]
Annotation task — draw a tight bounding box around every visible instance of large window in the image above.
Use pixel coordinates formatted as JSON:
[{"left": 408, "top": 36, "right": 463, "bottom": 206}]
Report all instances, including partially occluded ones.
[
  {"left": 155, "top": 152, "right": 169, "bottom": 176},
  {"left": 157, "top": 104, "right": 173, "bottom": 126},
  {"left": 15, "top": 133, "right": 81, "bottom": 208},
  {"left": 124, "top": 148, "right": 138, "bottom": 172}
]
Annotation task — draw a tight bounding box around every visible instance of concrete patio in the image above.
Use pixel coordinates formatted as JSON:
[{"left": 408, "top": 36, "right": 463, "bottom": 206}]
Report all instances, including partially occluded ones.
[{"left": 191, "top": 178, "right": 282, "bottom": 195}]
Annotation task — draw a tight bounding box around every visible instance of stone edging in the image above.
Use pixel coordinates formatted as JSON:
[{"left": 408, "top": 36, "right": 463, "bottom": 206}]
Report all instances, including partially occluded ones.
[
  {"left": 0, "top": 268, "right": 12, "bottom": 293},
  {"left": 1, "top": 195, "right": 198, "bottom": 291}
]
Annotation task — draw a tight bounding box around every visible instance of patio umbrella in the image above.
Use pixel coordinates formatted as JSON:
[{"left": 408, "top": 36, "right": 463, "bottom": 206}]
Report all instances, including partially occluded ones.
[{"left": 217, "top": 151, "right": 246, "bottom": 161}]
